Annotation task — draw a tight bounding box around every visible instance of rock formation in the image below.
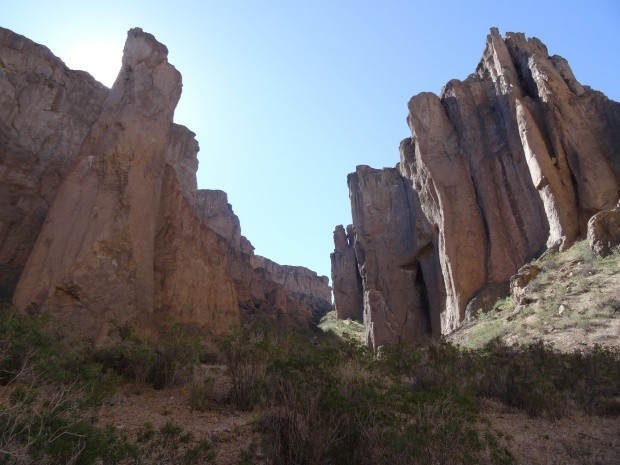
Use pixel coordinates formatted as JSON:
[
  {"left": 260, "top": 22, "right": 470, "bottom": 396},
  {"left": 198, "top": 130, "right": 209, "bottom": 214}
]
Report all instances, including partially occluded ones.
[
  {"left": 1, "top": 26, "right": 331, "bottom": 339},
  {"left": 587, "top": 202, "right": 620, "bottom": 258},
  {"left": 330, "top": 225, "right": 363, "bottom": 320},
  {"left": 0, "top": 27, "right": 107, "bottom": 300},
  {"left": 332, "top": 28, "right": 620, "bottom": 349}
]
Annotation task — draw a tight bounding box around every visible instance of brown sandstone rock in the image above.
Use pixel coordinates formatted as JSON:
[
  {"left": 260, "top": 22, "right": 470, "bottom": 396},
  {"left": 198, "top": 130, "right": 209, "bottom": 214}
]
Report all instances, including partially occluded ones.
[
  {"left": 510, "top": 264, "right": 542, "bottom": 305},
  {"left": 333, "top": 28, "right": 620, "bottom": 347},
  {"left": 0, "top": 27, "right": 108, "bottom": 299},
  {"left": 12, "top": 28, "right": 182, "bottom": 338},
  {"left": 154, "top": 166, "right": 239, "bottom": 337},
  {"left": 330, "top": 224, "right": 363, "bottom": 320},
  {"left": 251, "top": 255, "right": 331, "bottom": 305},
  {"left": 3, "top": 27, "right": 332, "bottom": 339},
  {"left": 587, "top": 203, "right": 620, "bottom": 258},
  {"left": 348, "top": 165, "right": 431, "bottom": 349}
]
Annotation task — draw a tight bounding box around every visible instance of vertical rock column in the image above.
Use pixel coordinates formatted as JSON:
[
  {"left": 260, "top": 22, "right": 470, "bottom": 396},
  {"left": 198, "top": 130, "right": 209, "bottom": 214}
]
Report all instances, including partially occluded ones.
[
  {"left": 348, "top": 166, "right": 431, "bottom": 349},
  {"left": 330, "top": 224, "right": 363, "bottom": 320},
  {"left": 13, "top": 28, "right": 182, "bottom": 338}
]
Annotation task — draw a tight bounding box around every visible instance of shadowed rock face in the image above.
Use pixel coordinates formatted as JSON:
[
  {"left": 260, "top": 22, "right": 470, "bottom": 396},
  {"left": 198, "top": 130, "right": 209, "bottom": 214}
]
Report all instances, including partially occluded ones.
[
  {"left": 2, "top": 27, "right": 331, "bottom": 339},
  {"left": 330, "top": 224, "right": 363, "bottom": 320},
  {"left": 333, "top": 28, "right": 620, "bottom": 347},
  {"left": 0, "top": 27, "right": 108, "bottom": 299},
  {"left": 347, "top": 166, "right": 432, "bottom": 349}
]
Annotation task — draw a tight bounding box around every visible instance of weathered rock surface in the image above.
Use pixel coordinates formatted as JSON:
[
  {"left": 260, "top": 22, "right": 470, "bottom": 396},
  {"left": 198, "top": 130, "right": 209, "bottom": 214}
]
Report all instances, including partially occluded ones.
[
  {"left": 347, "top": 166, "right": 432, "bottom": 349},
  {"left": 330, "top": 225, "right": 363, "bottom": 320},
  {"left": 332, "top": 28, "right": 620, "bottom": 347},
  {"left": 0, "top": 27, "right": 107, "bottom": 299},
  {"left": 587, "top": 202, "right": 620, "bottom": 258},
  {"left": 251, "top": 255, "right": 331, "bottom": 304},
  {"left": 12, "top": 28, "right": 184, "bottom": 338},
  {"left": 510, "top": 264, "right": 542, "bottom": 305},
  {"left": 2, "top": 27, "right": 331, "bottom": 338}
]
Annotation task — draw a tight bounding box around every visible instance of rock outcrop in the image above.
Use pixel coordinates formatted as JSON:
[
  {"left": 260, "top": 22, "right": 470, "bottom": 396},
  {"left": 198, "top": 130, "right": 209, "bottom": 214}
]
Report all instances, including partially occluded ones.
[
  {"left": 333, "top": 28, "right": 620, "bottom": 349},
  {"left": 347, "top": 166, "right": 433, "bottom": 348},
  {"left": 0, "top": 27, "right": 107, "bottom": 300},
  {"left": 587, "top": 202, "right": 620, "bottom": 258},
  {"left": 330, "top": 225, "right": 363, "bottom": 320},
  {"left": 1, "top": 27, "right": 331, "bottom": 339}
]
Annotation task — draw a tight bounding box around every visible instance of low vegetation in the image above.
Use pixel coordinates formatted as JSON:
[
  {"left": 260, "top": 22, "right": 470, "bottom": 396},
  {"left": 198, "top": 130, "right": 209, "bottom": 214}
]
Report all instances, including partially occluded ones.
[
  {"left": 0, "top": 307, "right": 215, "bottom": 464},
  {"left": 449, "top": 240, "right": 620, "bottom": 351},
  {"left": 1, "top": 300, "right": 619, "bottom": 464}
]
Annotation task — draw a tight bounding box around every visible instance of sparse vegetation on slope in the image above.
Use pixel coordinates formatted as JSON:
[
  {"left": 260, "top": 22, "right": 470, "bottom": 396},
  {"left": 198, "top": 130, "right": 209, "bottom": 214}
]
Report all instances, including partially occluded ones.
[
  {"left": 0, "top": 307, "right": 216, "bottom": 464},
  {"left": 449, "top": 240, "right": 620, "bottom": 351},
  {"left": 318, "top": 311, "right": 365, "bottom": 345}
]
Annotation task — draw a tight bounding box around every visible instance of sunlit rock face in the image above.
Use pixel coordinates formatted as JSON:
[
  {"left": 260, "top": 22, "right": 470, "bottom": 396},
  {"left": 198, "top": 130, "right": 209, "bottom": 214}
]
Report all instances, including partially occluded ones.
[
  {"left": 2, "top": 27, "right": 331, "bottom": 339},
  {"left": 333, "top": 28, "right": 620, "bottom": 349}
]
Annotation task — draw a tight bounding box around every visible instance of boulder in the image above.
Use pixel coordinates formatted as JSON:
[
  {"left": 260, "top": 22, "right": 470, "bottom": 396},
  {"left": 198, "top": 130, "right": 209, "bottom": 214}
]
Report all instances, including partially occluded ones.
[
  {"left": 587, "top": 203, "right": 620, "bottom": 257},
  {"left": 510, "top": 264, "right": 542, "bottom": 305}
]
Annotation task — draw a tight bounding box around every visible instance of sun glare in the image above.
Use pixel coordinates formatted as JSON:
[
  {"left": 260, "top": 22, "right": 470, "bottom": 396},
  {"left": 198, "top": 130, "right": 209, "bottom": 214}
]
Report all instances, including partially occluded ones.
[{"left": 59, "top": 40, "right": 122, "bottom": 88}]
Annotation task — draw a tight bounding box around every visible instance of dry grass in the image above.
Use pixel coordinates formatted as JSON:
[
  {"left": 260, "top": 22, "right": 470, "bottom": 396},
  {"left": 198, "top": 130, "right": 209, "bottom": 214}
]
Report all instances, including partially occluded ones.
[
  {"left": 449, "top": 240, "right": 620, "bottom": 352},
  {"left": 318, "top": 310, "right": 365, "bottom": 345}
]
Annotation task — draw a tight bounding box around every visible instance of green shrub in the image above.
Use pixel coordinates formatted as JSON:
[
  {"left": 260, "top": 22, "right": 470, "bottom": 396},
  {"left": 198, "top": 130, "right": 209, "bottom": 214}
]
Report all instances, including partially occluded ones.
[
  {"left": 218, "top": 327, "right": 274, "bottom": 410},
  {"left": 189, "top": 374, "right": 213, "bottom": 412},
  {"left": 92, "top": 323, "right": 201, "bottom": 390},
  {"left": 0, "top": 306, "right": 56, "bottom": 384},
  {"left": 254, "top": 330, "right": 513, "bottom": 465},
  {"left": 136, "top": 420, "right": 215, "bottom": 464},
  {"left": 0, "top": 383, "right": 135, "bottom": 465},
  {"left": 147, "top": 326, "right": 201, "bottom": 389}
]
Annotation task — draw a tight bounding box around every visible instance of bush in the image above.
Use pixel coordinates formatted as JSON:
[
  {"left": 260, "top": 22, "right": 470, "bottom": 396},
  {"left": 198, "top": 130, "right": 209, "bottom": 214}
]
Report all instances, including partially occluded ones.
[
  {"left": 0, "top": 306, "right": 56, "bottom": 384},
  {"left": 147, "top": 326, "right": 201, "bottom": 389},
  {"left": 92, "top": 323, "right": 201, "bottom": 390},
  {"left": 136, "top": 420, "right": 215, "bottom": 464},
  {"left": 252, "top": 331, "right": 513, "bottom": 465},
  {"left": 0, "top": 383, "right": 135, "bottom": 465},
  {"left": 218, "top": 327, "right": 274, "bottom": 410}
]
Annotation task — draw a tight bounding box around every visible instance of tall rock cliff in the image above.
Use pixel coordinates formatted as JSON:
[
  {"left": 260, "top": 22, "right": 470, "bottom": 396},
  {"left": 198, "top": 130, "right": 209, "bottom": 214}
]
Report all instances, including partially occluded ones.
[
  {"left": 1, "top": 27, "right": 331, "bottom": 339},
  {"left": 332, "top": 28, "right": 620, "bottom": 349},
  {"left": 0, "top": 27, "right": 108, "bottom": 300}
]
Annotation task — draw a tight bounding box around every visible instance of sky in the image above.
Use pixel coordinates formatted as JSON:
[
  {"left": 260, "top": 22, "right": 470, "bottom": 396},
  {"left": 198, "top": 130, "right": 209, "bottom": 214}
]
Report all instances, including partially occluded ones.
[{"left": 3, "top": 0, "right": 620, "bottom": 282}]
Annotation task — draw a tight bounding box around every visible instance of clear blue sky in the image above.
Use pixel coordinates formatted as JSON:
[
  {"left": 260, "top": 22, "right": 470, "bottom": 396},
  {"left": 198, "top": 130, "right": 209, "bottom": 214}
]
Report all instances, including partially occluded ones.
[{"left": 4, "top": 1, "right": 619, "bottom": 281}]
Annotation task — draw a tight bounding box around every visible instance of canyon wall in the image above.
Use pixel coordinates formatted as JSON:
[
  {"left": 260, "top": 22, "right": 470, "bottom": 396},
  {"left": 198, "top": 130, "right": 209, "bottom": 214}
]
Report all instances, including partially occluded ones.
[
  {"left": 1, "top": 27, "right": 331, "bottom": 339},
  {"left": 332, "top": 28, "right": 620, "bottom": 349}
]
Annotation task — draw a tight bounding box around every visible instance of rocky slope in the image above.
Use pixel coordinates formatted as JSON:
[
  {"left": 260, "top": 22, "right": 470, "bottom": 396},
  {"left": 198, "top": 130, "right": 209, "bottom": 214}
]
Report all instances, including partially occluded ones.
[
  {"left": 447, "top": 239, "right": 620, "bottom": 352},
  {"left": 0, "top": 26, "right": 331, "bottom": 338},
  {"left": 332, "top": 28, "right": 620, "bottom": 349}
]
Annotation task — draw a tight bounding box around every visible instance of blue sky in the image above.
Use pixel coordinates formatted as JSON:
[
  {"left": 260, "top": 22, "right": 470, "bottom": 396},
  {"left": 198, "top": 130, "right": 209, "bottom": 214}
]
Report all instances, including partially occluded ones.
[{"left": 3, "top": 1, "right": 619, "bottom": 281}]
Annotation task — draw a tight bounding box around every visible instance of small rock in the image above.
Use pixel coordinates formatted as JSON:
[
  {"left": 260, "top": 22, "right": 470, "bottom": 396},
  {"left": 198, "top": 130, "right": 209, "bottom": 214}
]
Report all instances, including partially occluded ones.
[
  {"left": 510, "top": 265, "right": 542, "bottom": 304},
  {"left": 558, "top": 304, "right": 566, "bottom": 315}
]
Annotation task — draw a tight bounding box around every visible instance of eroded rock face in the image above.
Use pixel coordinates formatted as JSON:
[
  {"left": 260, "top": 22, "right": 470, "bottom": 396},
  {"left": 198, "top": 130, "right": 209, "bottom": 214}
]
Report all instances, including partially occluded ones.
[
  {"left": 332, "top": 28, "right": 620, "bottom": 347},
  {"left": 348, "top": 166, "right": 432, "bottom": 349},
  {"left": 330, "top": 225, "right": 363, "bottom": 320},
  {"left": 12, "top": 28, "right": 183, "bottom": 338},
  {"left": 0, "top": 27, "right": 108, "bottom": 299},
  {"left": 3, "top": 27, "right": 331, "bottom": 338},
  {"left": 251, "top": 255, "right": 331, "bottom": 305},
  {"left": 154, "top": 165, "right": 240, "bottom": 337}
]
